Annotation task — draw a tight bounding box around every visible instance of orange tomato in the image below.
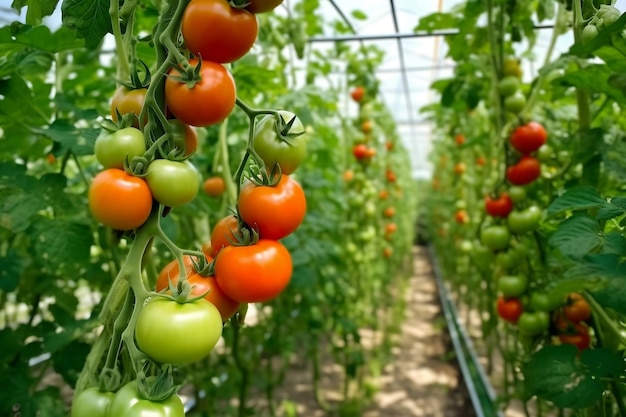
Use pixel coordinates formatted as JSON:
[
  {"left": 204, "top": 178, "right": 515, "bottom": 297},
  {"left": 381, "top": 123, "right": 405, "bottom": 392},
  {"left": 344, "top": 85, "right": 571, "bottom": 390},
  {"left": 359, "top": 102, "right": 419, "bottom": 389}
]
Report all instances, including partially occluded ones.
[
  {"left": 110, "top": 86, "right": 147, "bottom": 123},
  {"left": 351, "top": 86, "right": 365, "bottom": 102},
  {"left": 362, "top": 120, "right": 373, "bottom": 134},
  {"left": 203, "top": 176, "right": 226, "bottom": 197},
  {"left": 210, "top": 214, "right": 241, "bottom": 257}
]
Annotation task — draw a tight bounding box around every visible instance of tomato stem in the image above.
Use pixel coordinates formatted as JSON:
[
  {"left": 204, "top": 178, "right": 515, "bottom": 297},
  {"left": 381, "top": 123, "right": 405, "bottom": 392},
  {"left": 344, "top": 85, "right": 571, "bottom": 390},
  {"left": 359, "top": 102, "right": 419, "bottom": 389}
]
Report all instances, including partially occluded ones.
[{"left": 110, "top": 0, "right": 131, "bottom": 81}]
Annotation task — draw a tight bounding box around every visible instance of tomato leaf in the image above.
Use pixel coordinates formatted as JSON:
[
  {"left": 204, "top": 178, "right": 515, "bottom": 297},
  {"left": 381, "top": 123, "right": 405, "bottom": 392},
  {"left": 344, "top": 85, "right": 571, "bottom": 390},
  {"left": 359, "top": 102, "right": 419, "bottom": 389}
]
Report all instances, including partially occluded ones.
[
  {"left": 0, "top": 250, "right": 29, "bottom": 292},
  {"left": 553, "top": 64, "right": 626, "bottom": 105},
  {"left": 61, "top": 0, "right": 112, "bottom": 49},
  {"left": 34, "top": 118, "right": 99, "bottom": 156},
  {"left": 580, "top": 347, "right": 626, "bottom": 379},
  {"left": 415, "top": 12, "right": 458, "bottom": 33},
  {"left": 584, "top": 255, "right": 626, "bottom": 315},
  {"left": 548, "top": 215, "right": 602, "bottom": 257},
  {"left": 547, "top": 186, "right": 607, "bottom": 216},
  {"left": 523, "top": 345, "right": 604, "bottom": 409},
  {"left": 0, "top": 24, "right": 83, "bottom": 53},
  {"left": 11, "top": 0, "right": 60, "bottom": 25}
]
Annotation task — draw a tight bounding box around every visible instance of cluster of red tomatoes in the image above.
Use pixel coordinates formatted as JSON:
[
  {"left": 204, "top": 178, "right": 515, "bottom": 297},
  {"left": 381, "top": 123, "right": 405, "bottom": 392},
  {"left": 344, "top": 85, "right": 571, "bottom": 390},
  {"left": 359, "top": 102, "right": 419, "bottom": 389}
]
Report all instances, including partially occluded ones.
[{"left": 506, "top": 121, "right": 546, "bottom": 186}]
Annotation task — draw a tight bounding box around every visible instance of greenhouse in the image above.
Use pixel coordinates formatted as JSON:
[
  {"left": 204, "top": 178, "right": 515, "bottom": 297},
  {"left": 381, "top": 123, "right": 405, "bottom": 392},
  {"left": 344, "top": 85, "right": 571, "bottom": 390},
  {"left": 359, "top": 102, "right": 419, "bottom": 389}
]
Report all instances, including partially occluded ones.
[{"left": 1, "top": 0, "right": 626, "bottom": 416}]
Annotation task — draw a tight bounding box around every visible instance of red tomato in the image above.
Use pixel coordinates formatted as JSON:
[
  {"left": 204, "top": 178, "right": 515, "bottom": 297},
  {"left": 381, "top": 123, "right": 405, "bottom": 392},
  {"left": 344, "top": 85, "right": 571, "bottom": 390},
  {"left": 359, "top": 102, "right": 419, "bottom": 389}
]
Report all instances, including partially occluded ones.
[
  {"left": 351, "top": 86, "right": 365, "bottom": 102},
  {"left": 182, "top": 0, "right": 258, "bottom": 63},
  {"left": 165, "top": 59, "right": 236, "bottom": 127},
  {"left": 496, "top": 296, "right": 523, "bottom": 324},
  {"left": 485, "top": 193, "right": 514, "bottom": 217},
  {"left": 563, "top": 293, "right": 591, "bottom": 323},
  {"left": 353, "top": 144, "right": 369, "bottom": 160},
  {"left": 386, "top": 169, "right": 397, "bottom": 182},
  {"left": 558, "top": 322, "right": 591, "bottom": 351},
  {"left": 88, "top": 169, "right": 153, "bottom": 231},
  {"left": 210, "top": 215, "right": 241, "bottom": 257},
  {"left": 506, "top": 156, "right": 541, "bottom": 185},
  {"left": 214, "top": 239, "right": 292, "bottom": 303},
  {"left": 383, "top": 207, "right": 395, "bottom": 218},
  {"left": 454, "top": 134, "right": 465, "bottom": 146},
  {"left": 510, "top": 121, "right": 547, "bottom": 155},
  {"left": 238, "top": 175, "right": 306, "bottom": 240}
]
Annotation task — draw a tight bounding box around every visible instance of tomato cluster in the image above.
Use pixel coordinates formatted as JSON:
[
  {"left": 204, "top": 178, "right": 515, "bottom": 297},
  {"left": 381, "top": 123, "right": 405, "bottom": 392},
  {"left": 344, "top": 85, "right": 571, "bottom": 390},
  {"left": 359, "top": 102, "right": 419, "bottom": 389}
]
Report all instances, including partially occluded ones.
[{"left": 553, "top": 293, "right": 592, "bottom": 351}]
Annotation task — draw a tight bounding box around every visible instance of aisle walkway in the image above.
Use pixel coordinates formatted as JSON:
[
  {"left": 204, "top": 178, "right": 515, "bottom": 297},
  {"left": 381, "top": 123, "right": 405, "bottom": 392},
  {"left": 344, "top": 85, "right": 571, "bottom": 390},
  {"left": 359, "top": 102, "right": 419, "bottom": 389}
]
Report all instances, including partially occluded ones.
[{"left": 362, "top": 246, "right": 474, "bottom": 417}]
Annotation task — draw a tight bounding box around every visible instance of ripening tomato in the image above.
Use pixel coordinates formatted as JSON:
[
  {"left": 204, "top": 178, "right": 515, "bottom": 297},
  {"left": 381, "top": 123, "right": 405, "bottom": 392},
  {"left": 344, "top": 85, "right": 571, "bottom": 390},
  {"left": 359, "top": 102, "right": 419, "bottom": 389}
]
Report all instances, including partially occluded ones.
[
  {"left": 382, "top": 247, "right": 393, "bottom": 258},
  {"left": 385, "top": 223, "right": 397, "bottom": 234},
  {"left": 94, "top": 127, "right": 146, "bottom": 170},
  {"left": 253, "top": 111, "right": 307, "bottom": 175},
  {"left": 214, "top": 239, "right": 292, "bottom": 303},
  {"left": 353, "top": 144, "right": 369, "bottom": 160},
  {"left": 383, "top": 207, "right": 395, "bottom": 218},
  {"left": 135, "top": 297, "right": 223, "bottom": 364},
  {"left": 453, "top": 162, "right": 466, "bottom": 175},
  {"left": 203, "top": 176, "right": 226, "bottom": 197},
  {"left": 485, "top": 193, "right": 513, "bottom": 218},
  {"left": 169, "top": 119, "right": 198, "bottom": 156},
  {"left": 145, "top": 160, "right": 200, "bottom": 207},
  {"left": 379, "top": 189, "right": 389, "bottom": 200},
  {"left": 165, "top": 59, "right": 236, "bottom": 127},
  {"left": 454, "top": 209, "right": 469, "bottom": 224},
  {"left": 476, "top": 156, "right": 486, "bottom": 166},
  {"left": 507, "top": 156, "right": 541, "bottom": 185},
  {"left": 496, "top": 296, "right": 523, "bottom": 324},
  {"left": 70, "top": 387, "right": 113, "bottom": 417},
  {"left": 386, "top": 169, "right": 397, "bottom": 183},
  {"left": 343, "top": 170, "right": 354, "bottom": 182},
  {"left": 210, "top": 214, "right": 241, "bottom": 256},
  {"left": 238, "top": 175, "right": 306, "bottom": 240},
  {"left": 245, "top": 0, "right": 284, "bottom": 13},
  {"left": 362, "top": 120, "right": 373, "bottom": 133},
  {"left": 563, "top": 293, "right": 591, "bottom": 323},
  {"left": 110, "top": 86, "right": 147, "bottom": 122},
  {"left": 181, "top": 0, "right": 258, "bottom": 63},
  {"left": 107, "top": 380, "right": 184, "bottom": 417},
  {"left": 510, "top": 122, "right": 547, "bottom": 155},
  {"left": 454, "top": 134, "right": 465, "bottom": 146},
  {"left": 88, "top": 169, "right": 153, "bottom": 231},
  {"left": 351, "top": 86, "right": 365, "bottom": 102},
  {"left": 559, "top": 322, "right": 591, "bottom": 350}
]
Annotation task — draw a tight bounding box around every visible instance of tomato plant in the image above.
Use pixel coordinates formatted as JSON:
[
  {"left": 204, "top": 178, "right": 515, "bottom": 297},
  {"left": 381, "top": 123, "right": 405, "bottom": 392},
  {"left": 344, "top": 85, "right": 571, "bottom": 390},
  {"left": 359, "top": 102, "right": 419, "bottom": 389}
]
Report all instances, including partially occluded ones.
[
  {"left": 238, "top": 175, "right": 306, "bottom": 240},
  {"left": 214, "top": 239, "right": 292, "bottom": 303},
  {"left": 253, "top": 111, "right": 307, "bottom": 174},
  {"left": 165, "top": 59, "right": 236, "bottom": 127},
  {"left": 95, "top": 127, "right": 146, "bottom": 169},
  {"left": 145, "top": 159, "right": 199, "bottom": 207}
]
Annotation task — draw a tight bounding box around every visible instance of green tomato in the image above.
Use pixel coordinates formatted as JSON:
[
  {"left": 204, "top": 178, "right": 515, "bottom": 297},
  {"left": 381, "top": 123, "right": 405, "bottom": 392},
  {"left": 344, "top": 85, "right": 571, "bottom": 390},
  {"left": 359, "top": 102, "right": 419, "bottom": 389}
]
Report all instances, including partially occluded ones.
[
  {"left": 508, "top": 186, "right": 527, "bottom": 204},
  {"left": 495, "top": 249, "right": 523, "bottom": 270},
  {"left": 95, "top": 127, "right": 146, "bottom": 169},
  {"left": 480, "top": 225, "right": 511, "bottom": 251},
  {"left": 581, "top": 24, "right": 599, "bottom": 44},
  {"left": 107, "top": 380, "right": 184, "bottom": 417},
  {"left": 507, "top": 206, "right": 542, "bottom": 234},
  {"left": 145, "top": 159, "right": 200, "bottom": 207},
  {"left": 497, "top": 274, "right": 528, "bottom": 298},
  {"left": 536, "top": 144, "right": 554, "bottom": 163},
  {"left": 253, "top": 110, "right": 307, "bottom": 175},
  {"left": 598, "top": 5, "right": 621, "bottom": 26},
  {"left": 71, "top": 387, "right": 114, "bottom": 417},
  {"left": 517, "top": 311, "right": 550, "bottom": 336},
  {"left": 135, "top": 298, "right": 222, "bottom": 365},
  {"left": 528, "top": 291, "right": 561, "bottom": 312},
  {"left": 497, "top": 76, "right": 520, "bottom": 97},
  {"left": 504, "top": 92, "right": 526, "bottom": 114}
]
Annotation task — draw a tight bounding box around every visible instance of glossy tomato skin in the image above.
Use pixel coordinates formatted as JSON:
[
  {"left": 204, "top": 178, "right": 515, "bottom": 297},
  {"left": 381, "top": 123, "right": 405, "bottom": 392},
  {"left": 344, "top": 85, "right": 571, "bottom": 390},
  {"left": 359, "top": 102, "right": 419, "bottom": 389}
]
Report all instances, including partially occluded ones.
[
  {"left": 182, "top": 0, "right": 258, "bottom": 63},
  {"left": 245, "top": 0, "right": 284, "bottom": 13},
  {"left": 165, "top": 60, "right": 236, "bottom": 127},
  {"left": 214, "top": 239, "right": 292, "bottom": 303},
  {"left": 95, "top": 127, "right": 146, "bottom": 170},
  {"left": 507, "top": 206, "right": 542, "bottom": 234},
  {"left": 238, "top": 175, "right": 306, "bottom": 240},
  {"left": 504, "top": 92, "right": 526, "bottom": 114},
  {"left": 496, "top": 296, "right": 523, "bottom": 324},
  {"left": 146, "top": 160, "right": 199, "bottom": 207},
  {"left": 89, "top": 169, "right": 153, "bottom": 231},
  {"left": 210, "top": 215, "right": 241, "bottom": 256},
  {"left": 110, "top": 87, "right": 147, "bottom": 122},
  {"left": 106, "top": 380, "right": 184, "bottom": 417},
  {"left": 510, "top": 121, "right": 547, "bottom": 155},
  {"left": 203, "top": 176, "right": 226, "bottom": 197},
  {"left": 135, "top": 298, "right": 222, "bottom": 365},
  {"left": 253, "top": 111, "right": 307, "bottom": 175},
  {"left": 485, "top": 193, "right": 513, "bottom": 217},
  {"left": 480, "top": 225, "right": 510, "bottom": 251},
  {"left": 71, "top": 387, "right": 113, "bottom": 417},
  {"left": 507, "top": 156, "right": 541, "bottom": 185}
]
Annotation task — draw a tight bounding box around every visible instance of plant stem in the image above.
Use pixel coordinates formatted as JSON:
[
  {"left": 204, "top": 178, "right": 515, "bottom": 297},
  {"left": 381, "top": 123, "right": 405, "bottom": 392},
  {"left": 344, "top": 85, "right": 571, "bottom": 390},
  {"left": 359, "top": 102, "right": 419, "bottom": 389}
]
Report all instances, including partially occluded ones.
[{"left": 110, "top": 0, "right": 131, "bottom": 81}]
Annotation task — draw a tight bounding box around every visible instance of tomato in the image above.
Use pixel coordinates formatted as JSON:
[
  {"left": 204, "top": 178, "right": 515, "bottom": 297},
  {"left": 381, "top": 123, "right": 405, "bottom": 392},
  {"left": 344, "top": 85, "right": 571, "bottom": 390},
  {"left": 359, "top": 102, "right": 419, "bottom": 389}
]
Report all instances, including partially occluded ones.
[
  {"left": 210, "top": 214, "right": 241, "bottom": 256},
  {"left": 507, "top": 186, "right": 527, "bottom": 204},
  {"left": 253, "top": 111, "right": 307, "bottom": 175},
  {"left": 214, "top": 239, "right": 292, "bottom": 303},
  {"left": 563, "top": 293, "right": 591, "bottom": 322},
  {"left": 245, "top": 0, "right": 284, "bottom": 13},
  {"left": 366, "top": 147, "right": 376, "bottom": 158},
  {"left": 181, "top": 0, "right": 258, "bottom": 64},
  {"left": 480, "top": 225, "right": 510, "bottom": 251},
  {"left": 379, "top": 189, "right": 389, "bottom": 200},
  {"left": 476, "top": 156, "right": 486, "bottom": 166},
  {"left": 453, "top": 134, "right": 465, "bottom": 146},
  {"left": 517, "top": 311, "right": 549, "bottom": 336},
  {"left": 203, "top": 176, "right": 226, "bottom": 197},
  {"left": 382, "top": 247, "right": 392, "bottom": 258},
  {"left": 383, "top": 207, "right": 395, "bottom": 218},
  {"left": 386, "top": 169, "right": 397, "bottom": 182},
  {"left": 581, "top": 24, "right": 598, "bottom": 44},
  {"left": 536, "top": 144, "right": 554, "bottom": 162},
  {"left": 385, "top": 222, "right": 397, "bottom": 235},
  {"left": 352, "top": 144, "right": 369, "bottom": 160},
  {"left": 135, "top": 297, "right": 222, "bottom": 364},
  {"left": 559, "top": 323, "right": 591, "bottom": 350},
  {"left": 496, "top": 296, "right": 523, "bottom": 324},
  {"left": 504, "top": 92, "right": 526, "bottom": 114},
  {"left": 498, "top": 75, "right": 520, "bottom": 97},
  {"left": 484, "top": 193, "right": 513, "bottom": 218},
  {"left": 343, "top": 170, "right": 354, "bottom": 182},
  {"left": 145, "top": 159, "right": 199, "bottom": 207},
  {"left": 89, "top": 169, "right": 153, "bottom": 231},
  {"left": 507, "top": 205, "right": 542, "bottom": 234},
  {"left": 385, "top": 140, "right": 394, "bottom": 151},
  {"left": 169, "top": 119, "right": 198, "bottom": 156},
  {"left": 351, "top": 86, "right": 365, "bottom": 102},
  {"left": 165, "top": 59, "right": 236, "bottom": 127},
  {"left": 110, "top": 86, "right": 147, "bottom": 122},
  {"left": 528, "top": 291, "right": 561, "bottom": 313},
  {"left": 71, "top": 387, "right": 113, "bottom": 417},
  {"left": 238, "top": 175, "right": 306, "bottom": 240},
  {"left": 497, "top": 274, "right": 528, "bottom": 298},
  {"left": 95, "top": 127, "right": 146, "bottom": 170},
  {"left": 454, "top": 209, "right": 469, "bottom": 224},
  {"left": 506, "top": 156, "right": 541, "bottom": 185},
  {"left": 156, "top": 261, "right": 240, "bottom": 321},
  {"left": 453, "top": 162, "right": 466, "bottom": 175},
  {"left": 503, "top": 57, "right": 522, "bottom": 78},
  {"left": 362, "top": 120, "right": 373, "bottom": 134},
  {"left": 510, "top": 122, "right": 547, "bottom": 155},
  {"left": 106, "top": 380, "right": 184, "bottom": 417}
]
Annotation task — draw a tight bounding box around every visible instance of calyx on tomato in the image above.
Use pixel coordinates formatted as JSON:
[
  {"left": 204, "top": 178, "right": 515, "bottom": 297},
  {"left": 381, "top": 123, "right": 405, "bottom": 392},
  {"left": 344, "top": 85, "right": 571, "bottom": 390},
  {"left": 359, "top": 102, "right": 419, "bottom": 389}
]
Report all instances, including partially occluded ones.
[
  {"left": 510, "top": 121, "right": 547, "bottom": 155},
  {"left": 485, "top": 193, "right": 513, "bottom": 218},
  {"left": 253, "top": 110, "right": 307, "bottom": 175}
]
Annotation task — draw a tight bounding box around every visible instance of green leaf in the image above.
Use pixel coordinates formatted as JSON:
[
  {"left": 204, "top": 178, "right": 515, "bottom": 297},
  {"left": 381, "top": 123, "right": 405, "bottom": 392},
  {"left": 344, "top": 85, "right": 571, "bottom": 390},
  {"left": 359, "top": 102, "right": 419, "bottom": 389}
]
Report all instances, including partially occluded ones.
[
  {"left": 0, "top": 250, "right": 30, "bottom": 292},
  {"left": 51, "top": 341, "right": 91, "bottom": 387},
  {"left": 586, "top": 256, "right": 626, "bottom": 315},
  {"left": 34, "top": 118, "right": 99, "bottom": 156},
  {"left": 553, "top": 64, "right": 626, "bottom": 105},
  {"left": 61, "top": 0, "right": 112, "bottom": 49},
  {"left": 11, "top": 0, "right": 60, "bottom": 25},
  {"left": 547, "top": 186, "right": 607, "bottom": 216},
  {"left": 548, "top": 215, "right": 602, "bottom": 257},
  {"left": 523, "top": 345, "right": 604, "bottom": 409},
  {"left": 580, "top": 348, "right": 626, "bottom": 379},
  {"left": 0, "top": 24, "right": 83, "bottom": 53},
  {"left": 350, "top": 10, "right": 367, "bottom": 20},
  {"left": 0, "top": 77, "right": 51, "bottom": 132},
  {"left": 415, "top": 12, "right": 458, "bottom": 33}
]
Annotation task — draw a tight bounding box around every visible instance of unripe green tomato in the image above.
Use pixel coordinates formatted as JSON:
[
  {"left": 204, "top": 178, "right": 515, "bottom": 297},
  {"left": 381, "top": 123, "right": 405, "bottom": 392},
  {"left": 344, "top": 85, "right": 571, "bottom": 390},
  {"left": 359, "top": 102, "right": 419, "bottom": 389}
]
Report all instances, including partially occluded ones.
[
  {"left": 459, "top": 240, "right": 473, "bottom": 253},
  {"left": 496, "top": 249, "right": 523, "bottom": 270},
  {"left": 455, "top": 199, "right": 467, "bottom": 210},
  {"left": 507, "top": 206, "right": 542, "bottom": 234},
  {"left": 480, "top": 225, "right": 511, "bottom": 251},
  {"left": 508, "top": 186, "right": 527, "bottom": 204},
  {"left": 581, "top": 24, "right": 599, "bottom": 44},
  {"left": 528, "top": 291, "right": 562, "bottom": 312},
  {"left": 504, "top": 92, "right": 527, "bottom": 114},
  {"left": 364, "top": 201, "right": 376, "bottom": 216},
  {"left": 497, "top": 274, "right": 528, "bottom": 298},
  {"left": 536, "top": 144, "right": 554, "bottom": 162},
  {"left": 498, "top": 76, "right": 520, "bottom": 97},
  {"left": 517, "top": 311, "right": 550, "bottom": 336},
  {"left": 598, "top": 5, "right": 621, "bottom": 26},
  {"left": 95, "top": 127, "right": 146, "bottom": 169}
]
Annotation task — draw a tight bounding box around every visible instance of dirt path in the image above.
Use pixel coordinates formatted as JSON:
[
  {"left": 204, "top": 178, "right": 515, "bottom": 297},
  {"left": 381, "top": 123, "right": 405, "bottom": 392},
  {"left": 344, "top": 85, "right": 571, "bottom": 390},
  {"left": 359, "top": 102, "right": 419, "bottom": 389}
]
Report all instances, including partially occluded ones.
[{"left": 361, "top": 246, "right": 474, "bottom": 417}]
